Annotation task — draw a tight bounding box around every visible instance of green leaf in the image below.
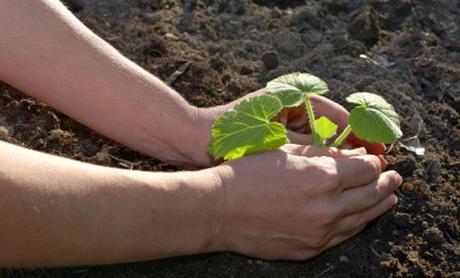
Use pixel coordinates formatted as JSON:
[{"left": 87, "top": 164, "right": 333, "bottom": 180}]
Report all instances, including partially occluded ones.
[
  {"left": 347, "top": 92, "right": 403, "bottom": 144},
  {"left": 208, "top": 95, "right": 288, "bottom": 160},
  {"left": 313, "top": 116, "right": 338, "bottom": 142},
  {"left": 266, "top": 72, "right": 328, "bottom": 107}
]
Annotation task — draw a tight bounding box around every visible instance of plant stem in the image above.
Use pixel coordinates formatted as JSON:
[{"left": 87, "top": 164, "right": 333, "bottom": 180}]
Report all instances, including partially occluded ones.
[
  {"left": 304, "top": 97, "right": 321, "bottom": 146},
  {"left": 331, "top": 125, "right": 352, "bottom": 147}
]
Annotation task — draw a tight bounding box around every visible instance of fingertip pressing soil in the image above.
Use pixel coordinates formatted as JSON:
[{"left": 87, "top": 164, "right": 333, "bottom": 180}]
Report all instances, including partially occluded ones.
[{"left": 1, "top": 0, "right": 459, "bottom": 277}]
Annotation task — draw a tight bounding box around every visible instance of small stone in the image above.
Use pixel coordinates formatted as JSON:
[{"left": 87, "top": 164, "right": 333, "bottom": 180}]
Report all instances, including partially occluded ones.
[
  {"left": 423, "top": 227, "right": 444, "bottom": 244},
  {"left": 422, "top": 221, "right": 429, "bottom": 228},
  {"left": 164, "top": 33, "right": 178, "bottom": 41},
  {"left": 339, "top": 255, "right": 349, "bottom": 263},
  {"left": 403, "top": 180, "right": 430, "bottom": 195},
  {"left": 426, "top": 159, "right": 442, "bottom": 182},
  {"left": 394, "top": 212, "right": 411, "bottom": 228},
  {"left": 402, "top": 182, "right": 415, "bottom": 192},
  {"left": 140, "top": 13, "right": 161, "bottom": 24},
  {"left": 0, "top": 126, "right": 9, "bottom": 137}
]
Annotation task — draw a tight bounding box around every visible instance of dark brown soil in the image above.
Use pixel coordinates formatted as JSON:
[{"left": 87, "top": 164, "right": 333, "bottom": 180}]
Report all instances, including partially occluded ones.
[{"left": 1, "top": 0, "right": 459, "bottom": 277}]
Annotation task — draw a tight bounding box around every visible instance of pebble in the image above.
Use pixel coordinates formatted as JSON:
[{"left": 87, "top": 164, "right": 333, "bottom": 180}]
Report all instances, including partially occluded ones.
[
  {"left": 423, "top": 227, "right": 444, "bottom": 244},
  {"left": 426, "top": 159, "right": 442, "bottom": 182},
  {"left": 0, "top": 126, "right": 9, "bottom": 137},
  {"left": 164, "top": 33, "right": 178, "bottom": 41},
  {"left": 339, "top": 255, "right": 349, "bottom": 263},
  {"left": 140, "top": 13, "right": 161, "bottom": 24},
  {"left": 394, "top": 212, "right": 411, "bottom": 228}
]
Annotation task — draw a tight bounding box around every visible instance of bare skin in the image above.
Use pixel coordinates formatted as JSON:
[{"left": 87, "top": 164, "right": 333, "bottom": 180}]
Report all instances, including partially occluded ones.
[{"left": 0, "top": 0, "right": 401, "bottom": 267}]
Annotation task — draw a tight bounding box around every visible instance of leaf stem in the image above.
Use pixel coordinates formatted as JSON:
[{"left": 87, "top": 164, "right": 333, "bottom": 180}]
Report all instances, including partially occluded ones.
[
  {"left": 331, "top": 125, "right": 352, "bottom": 147},
  {"left": 304, "top": 97, "right": 321, "bottom": 146}
]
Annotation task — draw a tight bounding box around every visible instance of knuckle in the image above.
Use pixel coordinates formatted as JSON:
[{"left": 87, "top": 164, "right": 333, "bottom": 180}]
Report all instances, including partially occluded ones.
[
  {"left": 317, "top": 204, "right": 341, "bottom": 226},
  {"left": 380, "top": 171, "right": 399, "bottom": 195},
  {"left": 308, "top": 234, "right": 328, "bottom": 249},
  {"left": 327, "top": 147, "right": 341, "bottom": 158},
  {"left": 316, "top": 157, "right": 339, "bottom": 189},
  {"left": 364, "top": 155, "right": 380, "bottom": 178}
]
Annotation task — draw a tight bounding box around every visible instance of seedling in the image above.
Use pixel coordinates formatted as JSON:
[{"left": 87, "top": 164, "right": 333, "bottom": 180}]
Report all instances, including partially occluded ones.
[{"left": 208, "top": 72, "right": 402, "bottom": 160}]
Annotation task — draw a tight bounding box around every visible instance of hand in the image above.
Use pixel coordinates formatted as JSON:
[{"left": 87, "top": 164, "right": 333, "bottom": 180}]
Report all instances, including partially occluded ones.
[
  {"left": 275, "top": 94, "right": 386, "bottom": 154},
  {"left": 210, "top": 145, "right": 401, "bottom": 260}
]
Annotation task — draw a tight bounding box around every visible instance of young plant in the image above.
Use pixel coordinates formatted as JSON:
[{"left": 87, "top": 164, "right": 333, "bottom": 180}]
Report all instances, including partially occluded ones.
[
  {"left": 208, "top": 72, "right": 403, "bottom": 161},
  {"left": 331, "top": 92, "right": 403, "bottom": 147},
  {"left": 266, "top": 72, "right": 332, "bottom": 146}
]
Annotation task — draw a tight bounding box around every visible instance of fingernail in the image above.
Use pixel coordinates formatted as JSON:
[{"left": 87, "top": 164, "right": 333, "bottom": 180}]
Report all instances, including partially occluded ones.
[
  {"left": 347, "top": 147, "right": 366, "bottom": 156},
  {"left": 396, "top": 173, "right": 403, "bottom": 188},
  {"left": 378, "top": 155, "right": 388, "bottom": 170},
  {"left": 392, "top": 195, "right": 399, "bottom": 206}
]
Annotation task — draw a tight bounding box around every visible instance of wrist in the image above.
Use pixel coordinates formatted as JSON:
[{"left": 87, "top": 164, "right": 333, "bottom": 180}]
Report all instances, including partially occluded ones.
[
  {"left": 178, "top": 166, "right": 232, "bottom": 254},
  {"left": 203, "top": 164, "right": 235, "bottom": 253},
  {"left": 182, "top": 105, "right": 228, "bottom": 168}
]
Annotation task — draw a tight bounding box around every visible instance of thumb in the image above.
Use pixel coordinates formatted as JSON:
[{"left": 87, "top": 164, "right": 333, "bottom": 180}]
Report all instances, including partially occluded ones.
[{"left": 287, "top": 130, "right": 312, "bottom": 145}]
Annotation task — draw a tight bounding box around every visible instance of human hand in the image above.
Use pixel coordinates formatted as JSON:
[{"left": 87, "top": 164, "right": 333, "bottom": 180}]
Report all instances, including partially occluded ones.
[{"left": 210, "top": 145, "right": 401, "bottom": 260}]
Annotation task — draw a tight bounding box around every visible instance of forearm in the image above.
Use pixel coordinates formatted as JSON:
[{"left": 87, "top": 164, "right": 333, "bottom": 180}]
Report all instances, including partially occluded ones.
[
  {"left": 0, "top": 140, "right": 223, "bottom": 267},
  {"left": 0, "top": 0, "right": 211, "bottom": 167}
]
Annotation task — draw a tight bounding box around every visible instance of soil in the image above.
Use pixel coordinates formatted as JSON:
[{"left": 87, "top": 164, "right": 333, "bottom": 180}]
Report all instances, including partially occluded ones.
[{"left": 1, "top": 0, "right": 459, "bottom": 277}]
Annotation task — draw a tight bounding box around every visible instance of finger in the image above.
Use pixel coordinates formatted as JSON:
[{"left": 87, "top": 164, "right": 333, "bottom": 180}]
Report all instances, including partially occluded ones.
[
  {"left": 339, "top": 171, "right": 403, "bottom": 215},
  {"left": 282, "top": 144, "right": 367, "bottom": 158},
  {"left": 291, "top": 125, "right": 308, "bottom": 134},
  {"left": 325, "top": 194, "right": 398, "bottom": 250},
  {"left": 276, "top": 108, "right": 288, "bottom": 126},
  {"left": 347, "top": 133, "right": 386, "bottom": 155},
  {"left": 336, "top": 155, "right": 384, "bottom": 189},
  {"left": 287, "top": 130, "right": 312, "bottom": 145}
]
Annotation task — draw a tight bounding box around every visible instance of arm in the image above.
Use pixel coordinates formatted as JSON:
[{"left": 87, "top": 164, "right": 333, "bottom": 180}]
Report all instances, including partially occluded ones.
[
  {"left": 0, "top": 140, "right": 222, "bottom": 267},
  {"left": 0, "top": 0, "right": 214, "bottom": 167},
  {"left": 0, "top": 0, "right": 384, "bottom": 170},
  {"left": 0, "top": 140, "right": 401, "bottom": 267}
]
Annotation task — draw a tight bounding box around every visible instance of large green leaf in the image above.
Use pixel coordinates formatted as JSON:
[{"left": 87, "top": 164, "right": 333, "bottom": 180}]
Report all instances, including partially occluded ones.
[
  {"left": 347, "top": 92, "right": 403, "bottom": 144},
  {"left": 208, "top": 95, "right": 288, "bottom": 160},
  {"left": 266, "top": 72, "right": 328, "bottom": 107}
]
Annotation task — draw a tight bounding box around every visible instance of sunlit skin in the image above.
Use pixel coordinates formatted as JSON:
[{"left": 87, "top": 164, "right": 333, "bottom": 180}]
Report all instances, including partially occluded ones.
[{"left": 0, "top": 0, "right": 400, "bottom": 267}]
